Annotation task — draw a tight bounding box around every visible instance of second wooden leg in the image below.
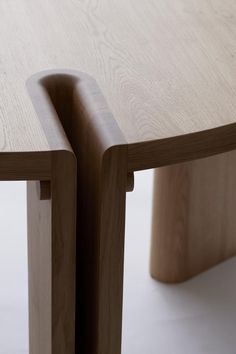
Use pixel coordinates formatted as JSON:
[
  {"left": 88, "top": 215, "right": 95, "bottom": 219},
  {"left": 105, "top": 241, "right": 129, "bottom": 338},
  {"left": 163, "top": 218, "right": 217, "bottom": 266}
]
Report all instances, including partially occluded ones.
[{"left": 150, "top": 150, "right": 236, "bottom": 283}]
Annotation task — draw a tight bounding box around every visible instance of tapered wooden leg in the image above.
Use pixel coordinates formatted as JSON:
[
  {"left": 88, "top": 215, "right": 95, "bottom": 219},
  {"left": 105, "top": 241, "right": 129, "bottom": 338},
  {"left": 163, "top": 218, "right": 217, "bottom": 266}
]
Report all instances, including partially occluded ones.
[
  {"left": 27, "top": 151, "right": 76, "bottom": 353},
  {"left": 150, "top": 150, "right": 236, "bottom": 283}
]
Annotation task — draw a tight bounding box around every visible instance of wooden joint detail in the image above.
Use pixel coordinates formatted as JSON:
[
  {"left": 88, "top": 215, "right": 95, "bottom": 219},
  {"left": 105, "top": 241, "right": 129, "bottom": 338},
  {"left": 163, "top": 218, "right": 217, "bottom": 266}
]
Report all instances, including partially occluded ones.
[
  {"left": 27, "top": 69, "right": 129, "bottom": 354},
  {"left": 37, "top": 180, "right": 51, "bottom": 200},
  {"left": 126, "top": 172, "right": 134, "bottom": 192}
]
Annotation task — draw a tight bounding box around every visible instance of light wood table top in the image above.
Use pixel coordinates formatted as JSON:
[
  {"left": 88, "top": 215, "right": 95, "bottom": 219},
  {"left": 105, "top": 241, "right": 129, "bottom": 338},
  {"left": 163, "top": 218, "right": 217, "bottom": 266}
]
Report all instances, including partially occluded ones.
[{"left": 2, "top": 0, "right": 236, "bottom": 156}]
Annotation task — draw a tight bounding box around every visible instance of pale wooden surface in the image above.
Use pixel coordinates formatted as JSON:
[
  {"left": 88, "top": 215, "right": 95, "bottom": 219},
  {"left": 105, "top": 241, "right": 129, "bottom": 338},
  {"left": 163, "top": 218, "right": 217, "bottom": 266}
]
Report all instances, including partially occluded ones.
[
  {"left": 26, "top": 73, "right": 77, "bottom": 354},
  {"left": 2, "top": 0, "right": 236, "bottom": 151},
  {"left": 151, "top": 150, "right": 236, "bottom": 282}
]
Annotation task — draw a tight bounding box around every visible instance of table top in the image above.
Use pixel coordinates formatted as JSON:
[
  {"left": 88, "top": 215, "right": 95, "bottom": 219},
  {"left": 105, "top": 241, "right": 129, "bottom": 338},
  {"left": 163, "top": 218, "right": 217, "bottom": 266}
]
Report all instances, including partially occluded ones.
[{"left": 2, "top": 0, "right": 236, "bottom": 153}]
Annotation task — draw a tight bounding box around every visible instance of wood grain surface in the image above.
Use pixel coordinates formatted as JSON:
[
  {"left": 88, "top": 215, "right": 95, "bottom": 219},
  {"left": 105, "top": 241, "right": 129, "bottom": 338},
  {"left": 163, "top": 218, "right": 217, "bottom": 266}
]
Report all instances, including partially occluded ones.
[
  {"left": 3, "top": 0, "right": 236, "bottom": 353},
  {"left": 28, "top": 70, "right": 128, "bottom": 354},
  {"left": 2, "top": 0, "right": 236, "bottom": 151},
  {"left": 27, "top": 151, "right": 76, "bottom": 354},
  {"left": 151, "top": 150, "right": 236, "bottom": 282},
  {"left": 26, "top": 73, "right": 77, "bottom": 354}
]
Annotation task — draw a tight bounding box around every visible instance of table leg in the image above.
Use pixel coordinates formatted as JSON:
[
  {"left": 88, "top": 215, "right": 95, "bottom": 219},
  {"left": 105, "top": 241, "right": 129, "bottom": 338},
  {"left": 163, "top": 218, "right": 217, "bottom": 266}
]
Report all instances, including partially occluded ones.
[
  {"left": 27, "top": 69, "right": 128, "bottom": 354},
  {"left": 150, "top": 150, "right": 236, "bottom": 283},
  {"left": 76, "top": 146, "right": 127, "bottom": 354},
  {"left": 27, "top": 151, "right": 76, "bottom": 353}
]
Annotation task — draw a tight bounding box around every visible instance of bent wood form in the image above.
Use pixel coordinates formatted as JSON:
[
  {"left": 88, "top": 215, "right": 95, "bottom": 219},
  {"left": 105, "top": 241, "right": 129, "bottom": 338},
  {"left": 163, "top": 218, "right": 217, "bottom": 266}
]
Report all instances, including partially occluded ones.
[
  {"left": 27, "top": 69, "right": 236, "bottom": 354},
  {"left": 27, "top": 70, "right": 128, "bottom": 354},
  {"left": 26, "top": 78, "right": 77, "bottom": 353}
]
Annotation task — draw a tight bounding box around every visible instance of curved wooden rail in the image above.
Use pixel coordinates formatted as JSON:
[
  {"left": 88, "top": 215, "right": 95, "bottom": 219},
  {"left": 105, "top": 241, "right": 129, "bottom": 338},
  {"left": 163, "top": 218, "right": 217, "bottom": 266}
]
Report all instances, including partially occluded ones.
[{"left": 26, "top": 72, "right": 78, "bottom": 354}]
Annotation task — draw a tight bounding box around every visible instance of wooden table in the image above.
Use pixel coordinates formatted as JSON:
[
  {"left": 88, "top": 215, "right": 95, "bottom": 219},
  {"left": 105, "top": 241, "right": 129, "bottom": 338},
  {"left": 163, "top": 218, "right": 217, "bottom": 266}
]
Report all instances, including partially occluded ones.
[{"left": 2, "top": 0, "right": 236, "bottom": 353}]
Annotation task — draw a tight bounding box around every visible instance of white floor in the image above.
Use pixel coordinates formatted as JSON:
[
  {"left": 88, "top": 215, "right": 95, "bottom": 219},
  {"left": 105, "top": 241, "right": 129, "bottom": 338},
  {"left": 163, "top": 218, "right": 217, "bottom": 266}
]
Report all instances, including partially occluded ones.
[
  {"left": 0, "top": 182, "right": 28, "bottom": 354},
  {"left": 0, "top": 174, "right": 236, "bottom": 353},
  {"left": 123, "top": 171, "right": 236, "bottom": 354}
]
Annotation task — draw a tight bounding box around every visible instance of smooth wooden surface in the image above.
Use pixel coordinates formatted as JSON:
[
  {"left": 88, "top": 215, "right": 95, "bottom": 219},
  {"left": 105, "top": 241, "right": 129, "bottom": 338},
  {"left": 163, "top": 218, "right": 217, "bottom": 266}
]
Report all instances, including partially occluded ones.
[
  {"left": 27, "top": 181, "right": 52, "bottom": 353},
  {"left": 26, "top": 73, "right": 77, "bottom": 354},
  {"left": 2, "top": 0, "right": 236, "bottom": 154},
  {"left": 151, "top": 150, "right": 236, "bottom": 282},
  {"left": 28, "top": 70, "right": 128, "bottom": 354},
  {"left": 26, "top": 68, "right": 236, "bottom": 353},
  {"left": 2, "top": 1, "right": 236, "bottom": 353},
  {"left": 27, "top": 151, "right": 76, "bottom": 354}
]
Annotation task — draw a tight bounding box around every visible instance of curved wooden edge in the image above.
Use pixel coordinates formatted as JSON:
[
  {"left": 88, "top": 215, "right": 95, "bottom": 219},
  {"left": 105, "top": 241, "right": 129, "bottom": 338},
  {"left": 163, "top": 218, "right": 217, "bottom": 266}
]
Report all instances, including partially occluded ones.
[
  {"left": 26, "top": 73, "right": 73, "bottom": 154},
  {"left": 27, "top": 69, "right": 129, "bottom": 354},
  {"left": 128, "top": 122, "right": 236, "bottom": 171},
  {"left": 26, "top": 71, "right": 79, "bottom": 354},
  {"left": 27, "top": 69, "right": 127, "bottom": 153},
  {"left": 27, "top": 69, "right": 236, "bottom": 175}
]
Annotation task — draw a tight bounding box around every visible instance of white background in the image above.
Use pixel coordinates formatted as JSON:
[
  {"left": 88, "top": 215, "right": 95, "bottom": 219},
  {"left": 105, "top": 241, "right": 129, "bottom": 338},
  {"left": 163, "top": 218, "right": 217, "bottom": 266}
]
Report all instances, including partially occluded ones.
[{"left": 0, "top": 171, "right": 236, "bottom": 354}]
